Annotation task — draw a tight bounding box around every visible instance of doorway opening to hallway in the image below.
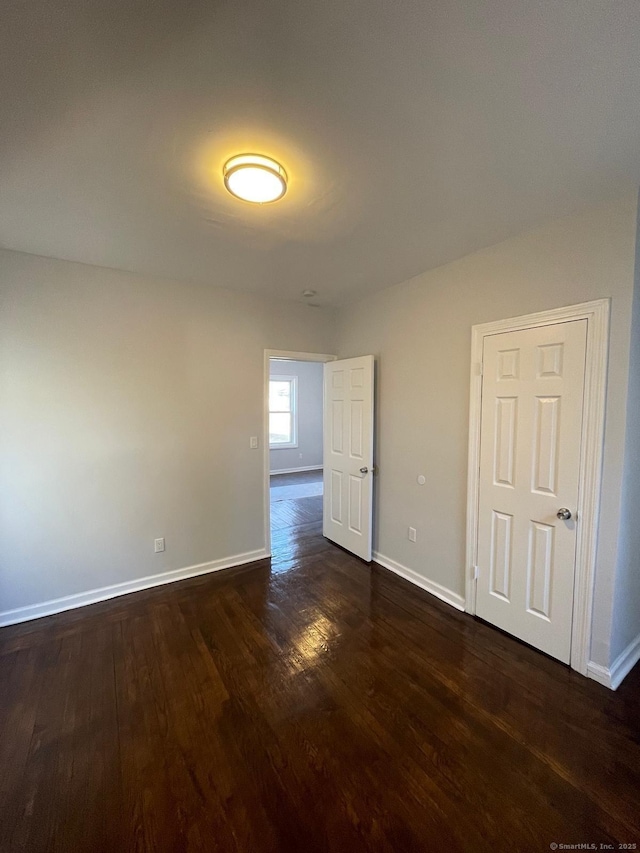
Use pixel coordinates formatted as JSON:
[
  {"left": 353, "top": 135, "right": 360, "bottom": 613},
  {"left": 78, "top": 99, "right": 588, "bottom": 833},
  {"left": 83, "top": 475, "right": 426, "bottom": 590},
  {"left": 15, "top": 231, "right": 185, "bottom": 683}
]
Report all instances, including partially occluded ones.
[
  {"left": 268, "top": 357, "right": 325, "bottom": 538},
  {"left": 263, "top": 349, "right": 376, "bottom": 564}
]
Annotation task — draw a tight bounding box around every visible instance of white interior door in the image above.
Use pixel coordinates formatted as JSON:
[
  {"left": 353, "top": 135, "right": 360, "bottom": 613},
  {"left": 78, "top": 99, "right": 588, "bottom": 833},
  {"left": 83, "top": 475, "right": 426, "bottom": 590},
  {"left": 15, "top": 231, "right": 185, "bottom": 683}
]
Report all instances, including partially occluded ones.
[
  {"left": 476, "top": 320, "right": 587, "bottom": 663},
  {"left": 323, "top": 356, "right": 374, "bottom": 561}
]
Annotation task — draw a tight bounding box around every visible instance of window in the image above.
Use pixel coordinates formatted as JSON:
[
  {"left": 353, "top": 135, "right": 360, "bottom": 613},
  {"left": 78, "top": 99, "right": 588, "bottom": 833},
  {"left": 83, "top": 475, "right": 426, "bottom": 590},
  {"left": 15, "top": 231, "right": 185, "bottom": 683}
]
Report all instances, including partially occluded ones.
[{"left": 269, "top": 376, "right": 298, "bottom": 448}]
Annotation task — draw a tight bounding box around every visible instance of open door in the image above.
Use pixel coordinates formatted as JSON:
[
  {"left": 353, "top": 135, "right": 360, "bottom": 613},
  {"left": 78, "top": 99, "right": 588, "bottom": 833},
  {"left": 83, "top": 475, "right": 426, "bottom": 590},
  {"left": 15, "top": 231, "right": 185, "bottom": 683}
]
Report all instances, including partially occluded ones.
[{"left": 323, "top": 356, "right": 374, "bottom": 561}]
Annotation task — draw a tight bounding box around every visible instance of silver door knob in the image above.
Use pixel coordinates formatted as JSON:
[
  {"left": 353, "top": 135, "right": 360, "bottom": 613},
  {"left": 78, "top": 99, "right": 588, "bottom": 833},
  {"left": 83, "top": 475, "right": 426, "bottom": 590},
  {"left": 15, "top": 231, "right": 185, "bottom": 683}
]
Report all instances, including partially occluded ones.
[
  {"left": 557, "top": 508, "right": 572, "bottom": 520},
  {"left": 359, "top": 467, "right": 369, "bottom": 474}
]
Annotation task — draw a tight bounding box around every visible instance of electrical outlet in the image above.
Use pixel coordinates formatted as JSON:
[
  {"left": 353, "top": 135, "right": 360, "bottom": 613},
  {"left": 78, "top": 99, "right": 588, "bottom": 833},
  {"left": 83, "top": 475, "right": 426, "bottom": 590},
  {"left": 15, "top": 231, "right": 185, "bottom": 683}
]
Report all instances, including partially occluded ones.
[
  {"left": 408, "top": 527, "right": 417, "bottom": 543},
  {"left": 154, "top": 538, "right": 165, "bottom": 553}
]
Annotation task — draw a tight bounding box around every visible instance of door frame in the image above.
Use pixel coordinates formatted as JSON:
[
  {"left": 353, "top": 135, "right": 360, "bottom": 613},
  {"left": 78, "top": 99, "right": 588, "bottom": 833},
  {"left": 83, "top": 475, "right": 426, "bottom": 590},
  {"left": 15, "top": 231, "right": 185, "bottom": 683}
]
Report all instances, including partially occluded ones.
[
  {"left": 263, "top": 350, "right": 336, "bottom": 557},
  {"left": 465, "top": 299, "right": 610, "bottom": 676}
]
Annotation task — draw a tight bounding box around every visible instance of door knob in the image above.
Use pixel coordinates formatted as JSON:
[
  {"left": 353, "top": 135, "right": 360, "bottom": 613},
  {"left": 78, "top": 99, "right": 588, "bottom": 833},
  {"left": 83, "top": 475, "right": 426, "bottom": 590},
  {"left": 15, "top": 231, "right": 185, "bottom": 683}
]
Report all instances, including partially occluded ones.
[
  {"left": 557, "top": 508, "right": 572, "bottom": 521},
  {"left": 359, "top": 467, "right": 369, "bottom": 474}
]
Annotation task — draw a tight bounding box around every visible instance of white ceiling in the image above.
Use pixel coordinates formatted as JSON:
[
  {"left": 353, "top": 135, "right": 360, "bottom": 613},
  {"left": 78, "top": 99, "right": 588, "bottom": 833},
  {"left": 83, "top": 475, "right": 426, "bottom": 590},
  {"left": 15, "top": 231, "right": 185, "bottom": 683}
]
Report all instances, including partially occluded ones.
[{"left": 2, "top": 0, "right": 640, "bottom": 306}]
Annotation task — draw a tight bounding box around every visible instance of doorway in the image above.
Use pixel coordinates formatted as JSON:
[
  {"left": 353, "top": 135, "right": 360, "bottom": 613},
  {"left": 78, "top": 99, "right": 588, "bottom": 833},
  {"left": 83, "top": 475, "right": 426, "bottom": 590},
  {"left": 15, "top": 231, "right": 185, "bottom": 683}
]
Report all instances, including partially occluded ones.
[
  {"left": 263, "top": 350, "right": 335, "bottom": 557},
  {"left": 263, "top": 350, "right": 376, "bottom": 563},
  {"left": 466, "top": 300, "right": 609, "bottom": 675},
  {"left": 269, "top": 358, "right": 325, "bottom": 543}
]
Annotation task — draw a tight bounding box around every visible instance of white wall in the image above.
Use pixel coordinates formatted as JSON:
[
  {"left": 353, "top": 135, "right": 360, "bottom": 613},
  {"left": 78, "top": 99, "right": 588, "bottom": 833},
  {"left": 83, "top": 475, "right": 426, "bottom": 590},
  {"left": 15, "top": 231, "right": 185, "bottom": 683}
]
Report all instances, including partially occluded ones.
[
  {"left": 0, "top": 249, "right": 335, "bottom": 618},
  {"left": 610, "top": 194, "right": 640, "bottom": 662},
  {"left": 269, "top": 360, "right": 323, "bottom": 473},
  {"left": 3, "top": 196, "right": 638, "bottom": 672},
  {"left": 335, "top": 194, "right": 638, "bottom": 668}
]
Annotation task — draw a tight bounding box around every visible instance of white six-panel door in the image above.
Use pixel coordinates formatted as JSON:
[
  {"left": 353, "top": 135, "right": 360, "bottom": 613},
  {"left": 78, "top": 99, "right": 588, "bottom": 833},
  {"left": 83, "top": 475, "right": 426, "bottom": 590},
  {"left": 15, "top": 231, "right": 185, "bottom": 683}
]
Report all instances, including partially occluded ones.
[
  {"left": 323, "top": 356, "right": 374, "bottom": 561},
  {"left": 476, "top": 321, "right": 587, "bottom": 663}
]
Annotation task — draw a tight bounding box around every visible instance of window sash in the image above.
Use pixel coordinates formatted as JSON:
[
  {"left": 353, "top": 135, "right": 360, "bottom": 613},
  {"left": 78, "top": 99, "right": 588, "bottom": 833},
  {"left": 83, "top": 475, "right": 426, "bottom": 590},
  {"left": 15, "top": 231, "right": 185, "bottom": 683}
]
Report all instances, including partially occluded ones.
[{"left": 269, "top": 376, "right": 297, "bottom": 448}]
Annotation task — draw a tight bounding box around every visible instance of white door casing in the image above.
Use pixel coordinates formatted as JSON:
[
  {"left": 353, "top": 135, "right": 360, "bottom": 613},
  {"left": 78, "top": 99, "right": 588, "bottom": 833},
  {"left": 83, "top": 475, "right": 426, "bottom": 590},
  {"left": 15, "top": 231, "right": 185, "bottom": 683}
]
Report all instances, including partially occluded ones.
[
  {"left": 323, "top": 356, "right": 375, "bottom": 561},
  {"left": 476, "top": 321, "right": 587, "bottom": 664},
  {"left": 466, "top": 299, "right": 610, "bottom": 679}
]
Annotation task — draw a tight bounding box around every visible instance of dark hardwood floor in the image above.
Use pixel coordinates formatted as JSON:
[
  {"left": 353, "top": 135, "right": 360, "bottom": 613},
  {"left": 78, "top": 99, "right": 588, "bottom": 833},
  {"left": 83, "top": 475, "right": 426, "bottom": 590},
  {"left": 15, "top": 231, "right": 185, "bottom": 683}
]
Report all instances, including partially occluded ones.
[{"left": 1, "top": 495, "right": 640, "bottom": 852}]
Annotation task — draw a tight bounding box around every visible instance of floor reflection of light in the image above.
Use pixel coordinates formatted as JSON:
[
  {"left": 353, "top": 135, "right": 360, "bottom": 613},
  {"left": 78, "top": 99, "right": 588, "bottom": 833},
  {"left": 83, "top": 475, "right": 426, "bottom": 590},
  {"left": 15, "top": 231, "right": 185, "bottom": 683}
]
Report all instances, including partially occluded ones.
[{"left": 296, "top": 612, "right": 336, "bottom": 666}]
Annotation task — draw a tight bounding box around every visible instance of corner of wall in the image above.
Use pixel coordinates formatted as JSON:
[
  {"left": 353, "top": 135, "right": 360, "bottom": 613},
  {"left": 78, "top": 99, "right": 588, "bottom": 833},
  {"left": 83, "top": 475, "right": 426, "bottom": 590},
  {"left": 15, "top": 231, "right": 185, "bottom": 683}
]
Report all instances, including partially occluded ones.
[{"left": 607, "top": 188, "right": 640, "bottom": 682}]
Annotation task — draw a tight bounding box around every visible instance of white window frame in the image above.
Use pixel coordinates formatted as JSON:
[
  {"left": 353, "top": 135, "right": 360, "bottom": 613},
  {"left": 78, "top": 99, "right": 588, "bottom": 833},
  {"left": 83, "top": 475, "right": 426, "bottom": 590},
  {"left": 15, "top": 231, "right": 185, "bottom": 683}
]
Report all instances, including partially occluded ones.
[{"left": 269, "top": 375, "right": 298, "bottom": 449}]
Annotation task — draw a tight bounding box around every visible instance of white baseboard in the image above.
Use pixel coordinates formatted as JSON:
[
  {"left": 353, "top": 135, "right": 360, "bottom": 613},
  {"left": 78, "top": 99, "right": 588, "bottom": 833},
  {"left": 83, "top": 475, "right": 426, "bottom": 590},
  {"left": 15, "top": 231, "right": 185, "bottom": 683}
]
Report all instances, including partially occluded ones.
[
  {"left": 373, "top": 551, "right": 466, "bottom": 612},
  {"left": 587, "top": 632, "right": 640, "bottom": 690},
  {"left": 586, "top": 661, "right": 611, "bottom": 688},
  {"left": 611, "top": 633, "right": 640, "bottom": 688},
  {"left": 270, "top": 465, "right": 323, "bottom": 475},
  {"left": 0, "top": 548, "right": 270, "bottom": 628}
]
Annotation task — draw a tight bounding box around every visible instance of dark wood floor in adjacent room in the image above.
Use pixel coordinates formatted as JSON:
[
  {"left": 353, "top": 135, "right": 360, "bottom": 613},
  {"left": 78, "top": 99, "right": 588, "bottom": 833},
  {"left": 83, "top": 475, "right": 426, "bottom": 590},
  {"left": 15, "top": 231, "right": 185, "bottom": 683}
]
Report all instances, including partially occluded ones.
[{"left": 1, "top": 487, "right": 640, "bottom": 852}]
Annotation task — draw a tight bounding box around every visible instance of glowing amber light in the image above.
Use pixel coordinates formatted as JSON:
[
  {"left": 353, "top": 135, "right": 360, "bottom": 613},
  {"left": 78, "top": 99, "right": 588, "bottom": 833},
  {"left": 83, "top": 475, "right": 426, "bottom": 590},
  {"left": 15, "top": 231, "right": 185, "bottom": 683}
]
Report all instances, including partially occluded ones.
[{"left": 223, "top": 154, "right": 288, "bottom": 203}]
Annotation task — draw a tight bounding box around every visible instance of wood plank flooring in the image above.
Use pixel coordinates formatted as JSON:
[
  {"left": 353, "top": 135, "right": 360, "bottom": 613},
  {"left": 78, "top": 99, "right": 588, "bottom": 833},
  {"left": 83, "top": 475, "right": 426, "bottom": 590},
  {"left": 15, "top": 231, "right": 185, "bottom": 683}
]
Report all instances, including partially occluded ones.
[
  {"left": 1, "top": 494, "right": 639, "bottom": 852},
  {"left": 270, "top": 469, "right": 323, "bottom": 534}
]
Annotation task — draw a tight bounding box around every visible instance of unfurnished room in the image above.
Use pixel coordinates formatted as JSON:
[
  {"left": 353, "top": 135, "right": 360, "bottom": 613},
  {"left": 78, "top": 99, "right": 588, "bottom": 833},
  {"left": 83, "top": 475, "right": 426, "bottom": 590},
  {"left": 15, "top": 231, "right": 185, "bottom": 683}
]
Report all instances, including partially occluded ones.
[{"left": 1, "top": 1, "right": 640, "bottom": 851}]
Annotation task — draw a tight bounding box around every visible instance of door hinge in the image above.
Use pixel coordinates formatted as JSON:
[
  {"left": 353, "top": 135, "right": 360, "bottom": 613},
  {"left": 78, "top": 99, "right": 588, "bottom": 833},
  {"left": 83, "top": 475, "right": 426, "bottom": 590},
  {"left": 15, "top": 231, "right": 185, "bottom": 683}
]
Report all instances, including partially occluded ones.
[
  {"left": 473, "top": 565, "right": 479, "bottom": 581},
  {"left": 475, "top": 362, "right": 483, "bottom": 377}
]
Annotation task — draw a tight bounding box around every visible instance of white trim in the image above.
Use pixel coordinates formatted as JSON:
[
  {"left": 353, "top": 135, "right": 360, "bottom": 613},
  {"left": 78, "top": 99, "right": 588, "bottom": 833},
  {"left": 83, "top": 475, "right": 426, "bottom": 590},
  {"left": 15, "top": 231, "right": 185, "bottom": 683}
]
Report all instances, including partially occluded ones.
[
  {"left": 270, "top": 465, "right": 323, "bottom": 475},
  {"left": 465, "top": 299, "right": 610, "bottom": 678},
  {"left": 610, "top": 633, "right": 640, "bottom": 689},
  {"left": 588, "top": 633, "right": 640, "bottom": 690},
  {"left": 586, "top": 661, "right": 612, "bottom": 689},
  {"left": 267, "top": 350, "right": 336, "bottom": 363},
  {"left": 0, "top": 548, "right": 269, "bottom": 628},
  {"left": 264, "top": 350, "right": 336, "bottom": 556},
  {"left": 373, "top": 551, "right": 466, "bottom": 611}
]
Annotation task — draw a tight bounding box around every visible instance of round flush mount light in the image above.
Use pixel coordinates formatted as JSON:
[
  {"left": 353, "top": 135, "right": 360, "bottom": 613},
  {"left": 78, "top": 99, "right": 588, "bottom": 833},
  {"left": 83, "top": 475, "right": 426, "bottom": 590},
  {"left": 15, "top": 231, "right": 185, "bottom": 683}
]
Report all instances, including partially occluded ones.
[
  {"left": 223, "top": 154, "right": 287, "bottom": 204},
  {"left": 302, "top": 289, "right": 317, "bottom": 298}
]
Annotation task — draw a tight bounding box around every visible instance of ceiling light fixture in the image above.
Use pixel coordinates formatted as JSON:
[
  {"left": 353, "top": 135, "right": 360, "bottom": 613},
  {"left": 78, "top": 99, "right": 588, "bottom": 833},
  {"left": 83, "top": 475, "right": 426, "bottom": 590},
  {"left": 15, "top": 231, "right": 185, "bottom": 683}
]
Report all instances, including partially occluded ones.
[
  {"left": 302, "top": 289, "right": 317, "bottom": 298},
  {"left": 223, "top": 154, "right": 287, "bottom": 204}
]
